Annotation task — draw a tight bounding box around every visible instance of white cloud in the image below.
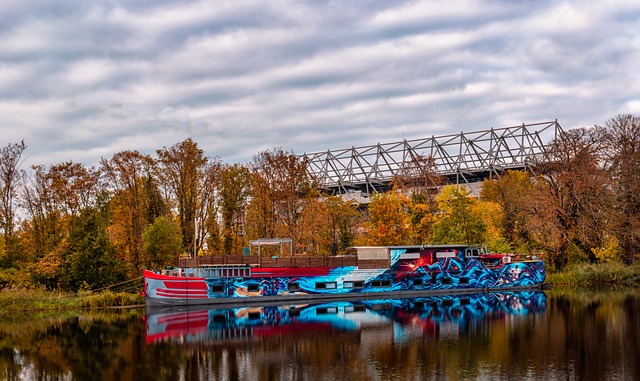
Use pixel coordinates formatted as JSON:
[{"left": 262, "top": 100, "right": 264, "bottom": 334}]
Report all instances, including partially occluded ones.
[{"left": 0, "top": 0, "right": 638, "bottom": 168}]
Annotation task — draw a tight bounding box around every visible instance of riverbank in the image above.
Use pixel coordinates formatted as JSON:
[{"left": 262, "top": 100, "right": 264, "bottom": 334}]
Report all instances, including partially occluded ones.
[
  {"left": 547, "top": 262, "right": 640, "bottom": 287},
  {"left": 0, "top": 288, "right": 144, "bottom": 318}
]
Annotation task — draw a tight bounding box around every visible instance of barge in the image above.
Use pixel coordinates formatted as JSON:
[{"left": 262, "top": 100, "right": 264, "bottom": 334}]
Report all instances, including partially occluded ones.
[{"left": 143, "top": 244, "right": 546, "bottom": 307}]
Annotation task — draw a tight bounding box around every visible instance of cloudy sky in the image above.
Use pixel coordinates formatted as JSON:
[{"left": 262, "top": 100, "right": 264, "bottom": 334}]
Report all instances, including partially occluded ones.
[{"left": 1, "top": 0, "right": 639, "bottom": 168}]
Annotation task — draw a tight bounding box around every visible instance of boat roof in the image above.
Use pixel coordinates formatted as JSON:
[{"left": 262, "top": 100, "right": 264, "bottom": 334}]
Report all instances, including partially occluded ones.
[{"left": 351, "top": 244, "right": 477, "bottom": 250}]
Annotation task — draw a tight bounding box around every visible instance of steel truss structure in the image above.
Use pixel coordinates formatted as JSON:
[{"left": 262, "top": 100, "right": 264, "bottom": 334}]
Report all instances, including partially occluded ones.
[{"left": 301, "top": 120, "right": 563, "bottom": 195}]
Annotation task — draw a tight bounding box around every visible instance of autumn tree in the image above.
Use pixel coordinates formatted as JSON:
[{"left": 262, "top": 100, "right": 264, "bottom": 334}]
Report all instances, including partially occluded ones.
[
  {"left": 297, "top": 196, "right": 331, "bottom": 255},
  {"left": 324, "top": 196, "right": 361, "bottom": 254},
  {"left": 431, "top": 185, "right": 486, "bottom": 245},
  {"left": 532, "top": 127, "right": 610, "bottom": 271},
  {"left": 0, "top": 140, "right": 27, "bottom": 266},
  {"left": 218, "top": 164, "right": 250, "bottom": 255},
  {"left": 20, "top": 161, "right": 101, "bottom": 288},
  {"left": 246, "top": 148, "right": 315, "bottom": 251},
  {"left": 298, "top": 196, "right": 361, "bottom": 255},
  {"left": 601, "top": 114, "right": 640, "bottom": 265},
  {"left": 156, "top": 139, "right": 219, "bottom": 257},
  {"left": 365, "top": 192, "right": 410, "bottom": 246},
  {"left": 393, "top": 154, "right": 442, "bottom": 244},
  {"left": 481, "top": 170, "right": 536, "bottom": 250},
  {"left": 100, "top": 150, "right": 155, "bottom": 274},
  {"left": 45, "top": 162, "right": 102, "bottom": 222}
]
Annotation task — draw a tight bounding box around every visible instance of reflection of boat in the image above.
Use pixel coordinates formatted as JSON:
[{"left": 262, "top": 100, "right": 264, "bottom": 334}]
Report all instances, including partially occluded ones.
[
  {"left": 143, "top": 244, "right": 546, "bottom": 306},
  {"left": 145, "top": 291, "right": 547, "bottom": 344}
]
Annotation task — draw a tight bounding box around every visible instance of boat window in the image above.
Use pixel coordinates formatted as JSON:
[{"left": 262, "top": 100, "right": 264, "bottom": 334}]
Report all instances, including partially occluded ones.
[
  {"left": 247, "top": 284, "right": 259, "bottom": 292},
  {"left": 371, "top": 280, "right": 391, "bottom": 287},
  {"left": 315, "top": 282, "right": 337, "bottom": 290},
  {"left": 289, "top": 282, "right": 300, "bottom": 291},
  {"left": 210, "top": 284, "right": 225, "bottom": 293},
  {"left": 343, "top": 280, "right": 364, "bottom": 288},
  {"left": 436, "top": 251, "right": 456, "bottom": 258},
  {"left": 413, "top": 278, "right": 423, "bottom": 286}
]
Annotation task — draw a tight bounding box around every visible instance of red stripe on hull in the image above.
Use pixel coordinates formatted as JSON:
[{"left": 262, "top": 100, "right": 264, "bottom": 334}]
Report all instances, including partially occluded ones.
[
  {"left": 156, "top": 287, "right": 208, "bottom": 294},
  {"left": 156, "top": 290, "right": 209, "bottom": 298},
  {"left": 162, "top": 280, "right": 208, "bottom": 290}
]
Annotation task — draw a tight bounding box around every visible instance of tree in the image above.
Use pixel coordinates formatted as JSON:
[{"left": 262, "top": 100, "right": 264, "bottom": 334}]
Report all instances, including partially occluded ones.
[
  {"left": 219, "top": 164, "right": 250, "bottom": 255},
  {"left": 100, "top": 150, "right": 155, "bottom": 274},
  {"left": 60, "top": 195, "right": 124, "bottom": 292},
  {"left": 431, "top": 185, "right": 486, "bottom": 245},
  {"left": 602, "top": 114, "right": 640, "bottom": 265},
  {"left": 43, "top": 161, "right": 101, "bottom": 222},
  {"left": 246, "top": 148, "right": 315, "bottom": 250},
  {"left": 324, "top": 196, "right": 360, "bottom": 254},
  {"left": 142, "top": 216, "right": 182, "bottom": 269},
  {"left": 20, "top": 162, "right": 100, "bottom": 286},
  {"left": 481, "top": 170, "right": 536, "bottom": 250},
  {"left": 0, "top": 140, "right": 27, "bottom": 266},
  {"left": 393, "top": 154, "right": 442, "bottom": 244},
  {"left": 365, "top": 192, "right": 410, "bottom": 246},
  {"left": 156, "top": 139, "right": 218, "bottom": 257},
  {"left": 532, "top": 127, "right": 610, "bottom": 271}
]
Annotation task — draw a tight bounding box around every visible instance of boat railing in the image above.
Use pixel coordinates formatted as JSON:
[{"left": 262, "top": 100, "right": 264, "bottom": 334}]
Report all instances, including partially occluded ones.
[{"left": 179, "top": 255, "right": 359, "bottom": 269}]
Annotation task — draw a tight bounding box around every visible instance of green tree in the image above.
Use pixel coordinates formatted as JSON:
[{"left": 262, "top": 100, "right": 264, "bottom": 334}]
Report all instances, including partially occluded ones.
[
  {"left": 432, "top": 185, "right": 486, "bottom": 245},
  {"left": 60, "top": 195, "right": 124, "bottom": 292},
  {"left": 142, "top": 216, "right": 182, "bottom": 269}
]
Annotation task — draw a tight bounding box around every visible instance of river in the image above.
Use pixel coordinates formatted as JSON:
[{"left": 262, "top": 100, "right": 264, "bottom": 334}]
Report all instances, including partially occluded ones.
[{"left": 1, "top": 287, "right": 638, "bottom": 380}]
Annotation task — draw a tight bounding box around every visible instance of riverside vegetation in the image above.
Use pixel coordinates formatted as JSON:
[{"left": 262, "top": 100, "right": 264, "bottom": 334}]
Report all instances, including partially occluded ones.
[{"left": 1, "top": 114, "right": 640, "bottom": 310}]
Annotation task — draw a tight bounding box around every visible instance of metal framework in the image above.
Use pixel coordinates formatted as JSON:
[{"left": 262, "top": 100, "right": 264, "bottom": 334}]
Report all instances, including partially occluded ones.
[{"left": 301, "top": 120, "right": 563, "bottom": 195}]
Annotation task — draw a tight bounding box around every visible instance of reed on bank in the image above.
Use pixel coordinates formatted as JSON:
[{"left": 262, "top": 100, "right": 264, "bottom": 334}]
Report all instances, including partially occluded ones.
[
  {"left": 547, "top": 262, "right": 640, "bottom": 287},
  {"left": 0, "top": 287, "right": 144, "bottom": 317}
]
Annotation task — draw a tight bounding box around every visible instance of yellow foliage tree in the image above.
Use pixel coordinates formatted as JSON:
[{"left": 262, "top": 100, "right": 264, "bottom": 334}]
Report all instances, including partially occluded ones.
[
  {"left": 591, "top": 236, "right": 621, "bottom": 263},
  {"left": 365, "top": 192, "right": 410, "bottom": 246}
]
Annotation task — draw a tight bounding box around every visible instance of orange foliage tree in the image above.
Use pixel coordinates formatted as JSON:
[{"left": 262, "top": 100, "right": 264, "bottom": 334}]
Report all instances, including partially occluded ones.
[{"left": 365, "top": 192, "right": 410, "bottom": 246}]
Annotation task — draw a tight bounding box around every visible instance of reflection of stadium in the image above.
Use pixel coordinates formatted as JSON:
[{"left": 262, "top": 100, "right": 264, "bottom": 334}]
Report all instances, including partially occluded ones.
[{"left": 145, "top": 291, "right": 547, "bottom": 345}]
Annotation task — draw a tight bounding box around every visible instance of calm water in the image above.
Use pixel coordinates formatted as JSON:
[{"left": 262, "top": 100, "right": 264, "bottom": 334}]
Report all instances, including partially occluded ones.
[{"left": 1, "top": 288, "right": 639, "bottom": 381}]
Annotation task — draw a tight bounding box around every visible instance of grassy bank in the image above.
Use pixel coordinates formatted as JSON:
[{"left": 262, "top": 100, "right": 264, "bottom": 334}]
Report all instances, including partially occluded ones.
[
  {"left": 547, "top": 262, "right": 640, "bottom": 287},
  {"left": 0, "top": 287, "right": 144, "bottom": 318}
]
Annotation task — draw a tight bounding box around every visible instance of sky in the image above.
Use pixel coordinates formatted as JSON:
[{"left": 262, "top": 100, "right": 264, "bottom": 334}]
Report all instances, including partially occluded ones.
[{"left": 1, "top": 0, "right": 639, "bottom": 169}]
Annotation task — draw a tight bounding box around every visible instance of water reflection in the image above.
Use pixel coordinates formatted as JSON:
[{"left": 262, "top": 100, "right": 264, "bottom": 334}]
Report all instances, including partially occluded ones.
[
  {"left": 145, "top": 292, "right": 547, "bottom": 346},
  {"left": 1, "top": 289, "right": 639, "bottom": 380}
]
